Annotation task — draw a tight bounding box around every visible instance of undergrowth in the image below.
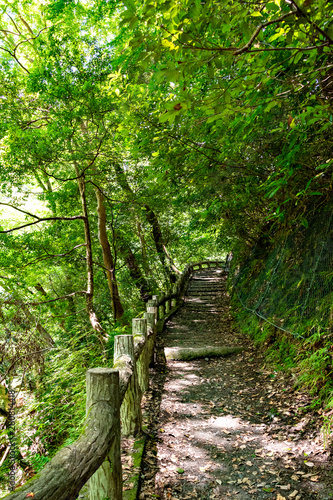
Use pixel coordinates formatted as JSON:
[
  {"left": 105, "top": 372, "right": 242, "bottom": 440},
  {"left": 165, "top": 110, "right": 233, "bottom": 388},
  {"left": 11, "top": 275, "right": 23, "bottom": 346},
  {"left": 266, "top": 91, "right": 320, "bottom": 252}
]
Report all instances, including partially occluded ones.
[
  {"left": 232, "top": 299, "right": 333, "bottom": 445},
  {"left": 0, "top": 322, "right": 130, "bottom": 494}
]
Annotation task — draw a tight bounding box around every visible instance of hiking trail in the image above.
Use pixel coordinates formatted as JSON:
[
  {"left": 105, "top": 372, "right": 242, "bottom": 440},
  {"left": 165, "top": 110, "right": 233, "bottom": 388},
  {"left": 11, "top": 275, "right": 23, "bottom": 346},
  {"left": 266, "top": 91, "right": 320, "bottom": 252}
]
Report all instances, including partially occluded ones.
[{"left": 138, "top": 268, "right": 332, "bottom": 500}]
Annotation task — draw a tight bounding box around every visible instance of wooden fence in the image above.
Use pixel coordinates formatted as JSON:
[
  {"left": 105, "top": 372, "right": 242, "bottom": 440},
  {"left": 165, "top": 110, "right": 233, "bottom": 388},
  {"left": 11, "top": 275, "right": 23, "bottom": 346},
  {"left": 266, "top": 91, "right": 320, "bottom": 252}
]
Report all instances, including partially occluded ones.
[{"left": 4, "top": 260, "right": 225, "bottom": 500}]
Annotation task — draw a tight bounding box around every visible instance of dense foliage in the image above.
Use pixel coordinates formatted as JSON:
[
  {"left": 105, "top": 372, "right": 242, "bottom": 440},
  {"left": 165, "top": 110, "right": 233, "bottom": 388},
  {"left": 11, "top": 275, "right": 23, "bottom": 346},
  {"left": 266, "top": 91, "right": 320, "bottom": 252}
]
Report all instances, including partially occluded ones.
[{"left": 0, "top": 0, "right": 332, "bottom": 491}]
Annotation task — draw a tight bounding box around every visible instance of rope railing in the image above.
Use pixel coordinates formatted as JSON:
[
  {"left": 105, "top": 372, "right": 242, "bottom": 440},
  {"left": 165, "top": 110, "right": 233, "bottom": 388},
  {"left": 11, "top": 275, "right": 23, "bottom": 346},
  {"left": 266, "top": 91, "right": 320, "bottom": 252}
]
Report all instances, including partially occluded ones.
[{"left": 4, "top": 259, "right": 225, "bottom": 500}]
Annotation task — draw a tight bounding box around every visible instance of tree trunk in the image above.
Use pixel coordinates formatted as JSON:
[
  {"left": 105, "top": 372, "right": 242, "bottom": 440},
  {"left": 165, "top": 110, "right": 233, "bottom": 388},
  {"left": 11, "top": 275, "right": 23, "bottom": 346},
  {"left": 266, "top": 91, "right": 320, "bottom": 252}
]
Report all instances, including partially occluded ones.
[
  {"left": 94, "top": 188, "right": 124, "bottom": 320},
  {"left": 143, "top": 203, "right": 177, "bottom": 282},
  {"left": 136, "top": 219, "right": 151, "bottom": 276},
  {"left": 75, "top": 171, "right": 107, "bottom": 343},
  {"left": 113, "top": 163, "right": 177, "bottom": 283},
  {"left": 118, "top": 237, "right": 151, "bottom": 302}
]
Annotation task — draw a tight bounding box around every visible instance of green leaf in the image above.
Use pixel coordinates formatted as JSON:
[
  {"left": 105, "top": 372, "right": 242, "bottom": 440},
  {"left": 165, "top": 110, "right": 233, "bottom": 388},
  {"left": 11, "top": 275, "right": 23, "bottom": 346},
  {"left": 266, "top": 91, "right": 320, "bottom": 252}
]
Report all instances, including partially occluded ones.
[
  {"left": 155, "top": 68, "right": 180, "bottom": 83},
  {"left": 268, "top": 31, "right": 284, "bottom": 42},
  {"left": 207, "top": 62, "right": 214, "bottom": 78},
  {"left": 265, "top": 2, "right": 279, "bottom": 12},
  {"left": 293, "top": 51, "right": 303, "bottom": 64},
  {"left": 301, "top": 217, "right": 308, "bottom": 228},
  {"left": 264, "top": 100, "right": 277, "bottom": 113},
  {"left": 0, "top": 386, "right": 9, "bottom": 410}
]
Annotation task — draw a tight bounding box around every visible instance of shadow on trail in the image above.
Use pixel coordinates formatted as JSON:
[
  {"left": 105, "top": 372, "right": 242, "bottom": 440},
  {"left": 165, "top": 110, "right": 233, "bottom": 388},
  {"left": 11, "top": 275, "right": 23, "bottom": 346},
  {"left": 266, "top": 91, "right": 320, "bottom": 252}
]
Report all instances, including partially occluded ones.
[
  {"left": 140, "top": 353, "right": 332, "bottom": 500},
  {"left": 138, "top": 270, "right": 332, "bottom": 500}
]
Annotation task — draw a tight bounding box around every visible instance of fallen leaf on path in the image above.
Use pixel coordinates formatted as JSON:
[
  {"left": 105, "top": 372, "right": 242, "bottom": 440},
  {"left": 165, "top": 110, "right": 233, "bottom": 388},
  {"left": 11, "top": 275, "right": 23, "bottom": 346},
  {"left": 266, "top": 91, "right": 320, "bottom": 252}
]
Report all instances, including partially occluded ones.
[
  {"left": 277, "top": 484, "right": 290, "bottom": 490},
  {"left": 276, "top": 495, "right": 286, "bottom": 500}
]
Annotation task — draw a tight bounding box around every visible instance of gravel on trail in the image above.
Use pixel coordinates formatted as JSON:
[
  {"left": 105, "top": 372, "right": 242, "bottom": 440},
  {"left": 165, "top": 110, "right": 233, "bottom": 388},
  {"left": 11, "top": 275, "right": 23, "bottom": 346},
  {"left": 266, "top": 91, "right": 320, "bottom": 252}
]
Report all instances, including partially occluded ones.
[{"left": 138, "top": 269, "right": 333, "bottom": 500}]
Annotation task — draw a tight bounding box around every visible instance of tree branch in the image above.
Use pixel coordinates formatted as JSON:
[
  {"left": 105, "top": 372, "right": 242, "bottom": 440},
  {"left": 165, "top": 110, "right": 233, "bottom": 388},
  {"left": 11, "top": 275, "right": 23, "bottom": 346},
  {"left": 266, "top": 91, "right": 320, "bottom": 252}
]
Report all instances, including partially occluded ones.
[
  {"left": 289, "top": 0, "right": 333, "bottom": 44},
  {"left": 233, "top": 11, "right": 296, "bottom": 55},
  {"left": 21, "top": 244, "right": 87, "bottom": 268},
  {"left": 0, "top": 348, "right": 54, "bottom": 384},
  {"left": 20, "top": 116, "right": 50, "bottom": 129},
  {"left": 1, "top": 291, "right": 87, "bottom": 306},
  {"left": 14, "top": 27, "right": 48, "bottom": 53},
  {"left": 0, "top": 29, "right": 20, "bottom": 36},
  {"left": 0, "top": 209, "right": 86, "bottom": 234},
  {"left": 0, "top": 202, "right": 40, "bottom": 219},
  {"left": 247, "top": 42, "right": 330, "bottom": 53},
  {"left": 36, "top": 134, "right": 106, "bottom": 183},
  {"left": 28, "top": 292, "right": 87, "bottom": 306},
  {"left": 0, "top": 46, "right": 29, "bottom": 73},
  {"left": 162, "top": 11, "right": 297, "bottom": 56}
]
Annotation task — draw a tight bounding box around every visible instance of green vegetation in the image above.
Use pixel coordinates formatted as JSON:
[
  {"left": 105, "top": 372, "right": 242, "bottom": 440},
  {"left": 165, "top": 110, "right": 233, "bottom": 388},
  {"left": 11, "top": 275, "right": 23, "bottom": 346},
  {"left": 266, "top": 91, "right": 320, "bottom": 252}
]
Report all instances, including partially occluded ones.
[{"left": 0, "top": 0, "right": 333, "bottom": 491}]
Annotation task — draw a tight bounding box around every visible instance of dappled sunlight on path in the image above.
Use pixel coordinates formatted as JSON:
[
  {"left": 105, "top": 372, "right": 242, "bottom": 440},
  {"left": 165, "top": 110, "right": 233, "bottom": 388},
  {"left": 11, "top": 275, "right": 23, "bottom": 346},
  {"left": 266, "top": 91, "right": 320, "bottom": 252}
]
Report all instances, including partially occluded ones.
[{"left": 139, "top": 269, "right": 332, "bottom": 500}]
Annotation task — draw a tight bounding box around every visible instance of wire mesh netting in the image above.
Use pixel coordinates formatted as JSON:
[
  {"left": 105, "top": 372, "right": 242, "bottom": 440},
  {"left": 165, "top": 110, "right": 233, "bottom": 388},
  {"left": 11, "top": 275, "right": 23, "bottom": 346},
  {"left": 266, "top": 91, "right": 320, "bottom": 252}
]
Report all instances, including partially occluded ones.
[{"left": 232, "top": 207, "right": 333, "bottom": 338}]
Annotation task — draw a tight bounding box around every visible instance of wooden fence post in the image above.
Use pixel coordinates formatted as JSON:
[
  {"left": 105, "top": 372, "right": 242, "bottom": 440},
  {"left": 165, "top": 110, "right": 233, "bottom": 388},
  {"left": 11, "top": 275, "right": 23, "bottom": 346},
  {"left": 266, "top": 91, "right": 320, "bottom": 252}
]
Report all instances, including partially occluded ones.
[
  {"left": 165, "top": 290, "right": 171, "bottom": 313},
  {"left": 114, "top": 335, "right": 142, "bottom": 437},
  {"left": 152, "top": 294, "right": 159, "bottom": 303},
  {"left": 87, "top": 368, "right": 122, "bottom": 500},
  {"left": 159, "top": 292, "right": 165, "bottom": 318},
  {"left": 144, "top": 311, "right": 155, "bottom": 336},
  {"left": 147, "top": 298, "right": 158, "bottom": 363},
  {"left": 132, "top": 318, "right": 149, "bottom": 393},
  {"left": 152, "top": 295, "right": 159, "bottom": 320},
  {"left": 147, "top": 298, "right": 158, "bottom": 322},
  {"left": 172, "top": 284, "right": 177, "bottom": 307},
  {"left": 144, "top": 310, "right": 156, "bottom": 366}
]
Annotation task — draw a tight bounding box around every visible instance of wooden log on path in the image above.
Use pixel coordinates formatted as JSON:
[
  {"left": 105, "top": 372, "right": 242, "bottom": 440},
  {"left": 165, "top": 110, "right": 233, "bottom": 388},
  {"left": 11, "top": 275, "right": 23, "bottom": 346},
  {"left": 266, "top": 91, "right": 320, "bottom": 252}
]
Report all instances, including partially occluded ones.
[{"left": 164, "top": 346, "right": 244, "bottom": 360}]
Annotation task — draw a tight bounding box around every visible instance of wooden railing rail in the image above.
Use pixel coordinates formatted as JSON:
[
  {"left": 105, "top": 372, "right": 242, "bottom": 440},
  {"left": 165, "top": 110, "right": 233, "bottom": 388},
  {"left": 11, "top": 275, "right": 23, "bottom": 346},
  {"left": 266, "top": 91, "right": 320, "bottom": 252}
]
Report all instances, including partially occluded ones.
[{"left": 4, "top": 259, "right": 225, "bottom": 500}]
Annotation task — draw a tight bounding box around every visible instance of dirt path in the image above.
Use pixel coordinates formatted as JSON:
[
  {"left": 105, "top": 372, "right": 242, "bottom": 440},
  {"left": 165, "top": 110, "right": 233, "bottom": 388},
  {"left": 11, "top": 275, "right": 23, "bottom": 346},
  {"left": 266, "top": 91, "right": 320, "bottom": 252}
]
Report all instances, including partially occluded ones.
[{"left": 138, "top": 269, "right": 332, "bottom": 500}]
